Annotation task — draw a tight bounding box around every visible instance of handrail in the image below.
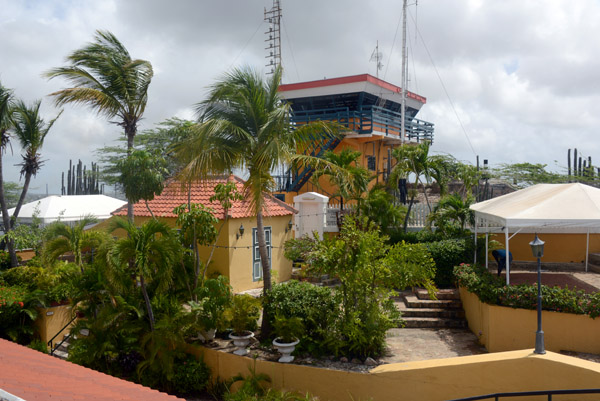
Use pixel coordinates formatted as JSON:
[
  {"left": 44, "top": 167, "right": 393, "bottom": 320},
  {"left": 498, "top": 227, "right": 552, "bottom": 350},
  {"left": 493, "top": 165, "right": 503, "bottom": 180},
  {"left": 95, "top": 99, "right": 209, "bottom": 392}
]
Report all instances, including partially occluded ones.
[
  {"left": 446, "top": 388, "right": 600, "bottom": 401},
  {"left": 47, "top": 312, "right": 78, "bottom": 356}
]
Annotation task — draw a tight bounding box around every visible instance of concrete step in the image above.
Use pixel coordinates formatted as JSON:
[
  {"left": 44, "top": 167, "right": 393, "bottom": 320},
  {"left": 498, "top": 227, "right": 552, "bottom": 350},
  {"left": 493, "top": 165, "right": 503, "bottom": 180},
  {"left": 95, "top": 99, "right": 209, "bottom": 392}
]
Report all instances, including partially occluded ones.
[
  {"left": 52, "top": 349, "right": 69, "bottom": 360},
  {"left": 588, "top": 253, "right": 600, "bottom": 266},
  {"left": 399, "top": 306, "right": 465, "bottom": 319},
  {"left": 415, "top": 288, "right": 460, "bottom": 301},
  {"left": 403, "top": 294, "right": 462, "bottom": 309},
  {"left": 587, "top": 262, "right": 600, "bottom": 274},
  {"left": 402, "top": 317, "right": 468, "bottom": 329}
]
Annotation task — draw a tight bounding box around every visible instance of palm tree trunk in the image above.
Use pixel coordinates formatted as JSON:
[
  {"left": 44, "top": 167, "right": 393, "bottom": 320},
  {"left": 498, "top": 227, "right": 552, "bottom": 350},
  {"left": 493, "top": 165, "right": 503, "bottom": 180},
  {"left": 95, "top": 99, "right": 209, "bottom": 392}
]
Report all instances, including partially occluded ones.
[
  {"left": 0, "top": 146, "right": 17, "bottom": 267},
  {"left": 7, "top": 172, "right": 33, "bottom": 267},
  {"left": 257, "top": 211, "right": 273, "bottom": 338},
  {"left": 403, "top": 193, "right": 416, "bottom": 232},
  {"left": 126, "top": 127, "right": 136, "bottom": 222},
  {"left": 139, "top": 274, "right": 155, "bottom": 332}
]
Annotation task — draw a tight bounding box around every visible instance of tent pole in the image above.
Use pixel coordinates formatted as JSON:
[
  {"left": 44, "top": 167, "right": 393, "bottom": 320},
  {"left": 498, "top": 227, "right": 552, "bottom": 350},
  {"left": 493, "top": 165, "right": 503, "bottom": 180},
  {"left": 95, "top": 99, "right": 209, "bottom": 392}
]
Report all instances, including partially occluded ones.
[
  {"left": 505, "top": 226, "right": 510, "bottom": 285},
  {"left": 586, "top": 228, "right": 590, "bottom": 272},
  {"left": 485, "top": 222, "right": 489, "bottom": 270},
  {"left": 474, "top": 218, "right": 478, "bottom": 265}
]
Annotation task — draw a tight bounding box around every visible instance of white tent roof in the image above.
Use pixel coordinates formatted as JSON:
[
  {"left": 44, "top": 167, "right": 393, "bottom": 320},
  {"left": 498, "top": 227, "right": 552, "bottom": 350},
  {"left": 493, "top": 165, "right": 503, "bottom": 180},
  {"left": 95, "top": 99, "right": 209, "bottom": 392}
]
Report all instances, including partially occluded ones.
[
  {"left": 4, "top": 195, "right": 127, "bottom": 225},
  {"left": 471, "top": 183, "right": 600, "bottom": 229}
]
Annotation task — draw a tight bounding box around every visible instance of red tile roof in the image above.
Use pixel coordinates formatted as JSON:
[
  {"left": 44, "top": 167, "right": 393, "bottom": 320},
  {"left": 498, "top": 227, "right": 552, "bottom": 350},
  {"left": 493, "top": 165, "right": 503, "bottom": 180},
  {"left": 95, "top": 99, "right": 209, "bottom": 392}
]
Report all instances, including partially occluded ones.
[
  {"left": 0, "top": 338, "right": 183, "bottom": 401},
  {"left": 112, "top": 175, "right": 296, "bottom": 219}
]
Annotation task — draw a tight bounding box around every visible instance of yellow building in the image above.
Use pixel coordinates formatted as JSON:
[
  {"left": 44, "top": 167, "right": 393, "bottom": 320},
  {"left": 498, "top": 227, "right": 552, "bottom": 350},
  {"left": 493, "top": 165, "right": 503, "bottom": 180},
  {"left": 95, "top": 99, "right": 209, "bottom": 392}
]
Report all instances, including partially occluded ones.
[
  {"left": 112, "top": 175, "right": 296, "bottom": 293},
  {"left": 274, "top": 74, "right": 434, "bottom": 204}
]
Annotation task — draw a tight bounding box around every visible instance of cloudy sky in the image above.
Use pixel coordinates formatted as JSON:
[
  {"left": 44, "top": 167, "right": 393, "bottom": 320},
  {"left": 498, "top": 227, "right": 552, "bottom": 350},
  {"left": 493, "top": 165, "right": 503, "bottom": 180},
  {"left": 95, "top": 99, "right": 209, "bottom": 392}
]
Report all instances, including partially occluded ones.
[{"left": 1, "top": 0, "right": 599, "bottom": 195}]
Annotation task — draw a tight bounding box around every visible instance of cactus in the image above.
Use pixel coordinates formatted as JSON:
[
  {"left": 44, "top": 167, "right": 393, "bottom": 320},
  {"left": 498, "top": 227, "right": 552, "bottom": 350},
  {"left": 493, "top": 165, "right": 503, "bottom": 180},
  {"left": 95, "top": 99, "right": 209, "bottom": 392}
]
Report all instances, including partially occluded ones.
[
  {"left": 574, "top": 148, "right": 578, "bottom": 177},
  {"left": 61, "top": 159, "right": 103, "bottom": 195},
  {"left": 568, "top": 148, "right": 572, "bottom": 179}
]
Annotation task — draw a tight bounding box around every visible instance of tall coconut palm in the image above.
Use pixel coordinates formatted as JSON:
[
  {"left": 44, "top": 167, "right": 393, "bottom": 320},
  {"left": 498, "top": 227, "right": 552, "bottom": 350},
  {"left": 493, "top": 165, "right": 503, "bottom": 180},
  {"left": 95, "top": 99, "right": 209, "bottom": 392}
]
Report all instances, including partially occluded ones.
[
  {"left": 0, "top": 82, "right": 16, "bottom": 265},
  {"left": 175, "top": 66, "right": 336, "bottom": 337},
  {"left": 42, "top": 215, "right": 106, "bottom": 273},
  {"left": 107, "top": 218, "right": 181, "bottom": 331},
  {"left": 10, "top": 100, "right": 61, "bottom": 222},
  {"left": 45, "top": 30, "right": 153, "bottom": 221}
]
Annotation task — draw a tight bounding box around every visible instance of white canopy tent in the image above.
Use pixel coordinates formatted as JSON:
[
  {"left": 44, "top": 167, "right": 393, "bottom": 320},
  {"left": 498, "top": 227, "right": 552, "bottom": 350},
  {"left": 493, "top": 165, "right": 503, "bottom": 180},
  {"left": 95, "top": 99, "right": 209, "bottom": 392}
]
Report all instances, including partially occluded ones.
[
  {"left": 2, "top": 195, "right": 126, "bottom": 227},
  {"left": 470, "top": 183, "right": 600, "bottom": 284}
]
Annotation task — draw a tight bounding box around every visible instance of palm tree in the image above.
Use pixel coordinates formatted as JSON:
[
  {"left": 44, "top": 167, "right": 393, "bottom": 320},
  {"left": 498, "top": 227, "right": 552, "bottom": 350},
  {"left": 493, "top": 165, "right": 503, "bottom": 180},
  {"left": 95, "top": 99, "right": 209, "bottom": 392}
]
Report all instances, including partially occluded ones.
[
  {"left": 427, "top": 193, "right": 475, "bottom": 235},
  {"left": 0, "top": 82, "right": 16, "bottom": 266},
  {"left": 175, "top": 66, "right": 336, "bottom": 336},
  {"left": 107, "top": 218, "right": 181, "bottom": 331},
  {"left": 390, "top": 141, "right": 435, "bottom": 231},
  {"left": 10, "top": 100, "right": 61, "bottom": 222},
  {"left": 42, "top": 215, "right": 106, "bottom": 273},
  {"left": 312, "top": 149, "right": 372, "bottom": 212},
  {"left": 45, "top": 30, "right": 153, "bottom": 221}
]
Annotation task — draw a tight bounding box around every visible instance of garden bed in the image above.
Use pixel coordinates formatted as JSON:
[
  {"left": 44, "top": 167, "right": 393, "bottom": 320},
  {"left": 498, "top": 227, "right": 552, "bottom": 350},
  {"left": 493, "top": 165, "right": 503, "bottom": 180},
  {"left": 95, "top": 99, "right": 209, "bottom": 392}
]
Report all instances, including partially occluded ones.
[{"left": 500, "top": 272, "right": 599, "bottom": 294}]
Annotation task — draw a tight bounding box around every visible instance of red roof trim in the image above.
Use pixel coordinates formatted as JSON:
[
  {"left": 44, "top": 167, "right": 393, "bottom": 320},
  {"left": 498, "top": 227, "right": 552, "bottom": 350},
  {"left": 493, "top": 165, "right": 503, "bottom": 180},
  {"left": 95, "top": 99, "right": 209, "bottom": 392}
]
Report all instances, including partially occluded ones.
[{"left": 279, "top": 73, "right": 426, "bottom": 103}]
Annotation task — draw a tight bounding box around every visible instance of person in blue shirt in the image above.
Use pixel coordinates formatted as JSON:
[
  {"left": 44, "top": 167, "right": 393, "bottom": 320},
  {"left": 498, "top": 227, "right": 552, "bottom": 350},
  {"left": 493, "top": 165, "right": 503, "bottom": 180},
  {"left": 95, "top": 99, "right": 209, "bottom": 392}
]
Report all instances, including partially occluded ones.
[{"left": 492, "top": 249, "right": 513, "bottom": 276}]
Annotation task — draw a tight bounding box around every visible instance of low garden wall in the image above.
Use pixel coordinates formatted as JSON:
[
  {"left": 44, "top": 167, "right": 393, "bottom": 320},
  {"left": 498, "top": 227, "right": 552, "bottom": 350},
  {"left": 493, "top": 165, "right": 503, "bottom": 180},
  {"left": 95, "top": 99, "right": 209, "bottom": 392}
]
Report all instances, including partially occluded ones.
[
  {"left": 460, "top": 287, "right": 600, "bottom": 354},
  {"left": 189, "top": 345, "right": 600, "bottom": 401},
  {"left": 34, "top": 304, "right": 75, "bottom": 350}
]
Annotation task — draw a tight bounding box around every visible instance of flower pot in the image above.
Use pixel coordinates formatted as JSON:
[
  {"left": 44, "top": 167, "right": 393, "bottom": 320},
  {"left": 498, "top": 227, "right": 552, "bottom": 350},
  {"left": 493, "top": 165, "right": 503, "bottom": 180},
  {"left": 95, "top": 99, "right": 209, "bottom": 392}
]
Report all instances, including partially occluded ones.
[
  {"left": 273, "top": 337, "right": 299, "bottom": 363},
  {"left": 199, "top": 328, "right": 216, "bottom": 342},
  {"left": 229, "top": 331, "right": 254, "bottom": 356}
]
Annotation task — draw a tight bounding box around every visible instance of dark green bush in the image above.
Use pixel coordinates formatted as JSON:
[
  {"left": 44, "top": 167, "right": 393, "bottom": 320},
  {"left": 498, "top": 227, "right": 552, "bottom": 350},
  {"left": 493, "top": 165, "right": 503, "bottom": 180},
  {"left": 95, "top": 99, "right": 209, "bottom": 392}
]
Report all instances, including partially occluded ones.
[
  {"left": 172, "top": 355, "right": 211, "bottom": 395},
  {"left": 427, "top": 238, "right": 475, "bottom": 287},
  {"left": 265, "top": 280, "right": 338, "bottom": 355},
  {"left": 454, "top": 263, "right": 600, "bottom": 318}
]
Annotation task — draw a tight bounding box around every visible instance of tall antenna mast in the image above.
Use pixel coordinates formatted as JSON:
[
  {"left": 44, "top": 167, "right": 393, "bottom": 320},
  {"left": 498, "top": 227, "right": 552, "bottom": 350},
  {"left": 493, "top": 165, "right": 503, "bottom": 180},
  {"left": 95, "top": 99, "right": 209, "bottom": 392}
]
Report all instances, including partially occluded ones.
[
  {"left": 370, "top": 40, "right": 384, "bottom": 78},
  {"left": 400, "top": 0, "right": 408, "bottom": 144},
  {"left": 264, "top": 0, "right": 282, "bottom": 74}
]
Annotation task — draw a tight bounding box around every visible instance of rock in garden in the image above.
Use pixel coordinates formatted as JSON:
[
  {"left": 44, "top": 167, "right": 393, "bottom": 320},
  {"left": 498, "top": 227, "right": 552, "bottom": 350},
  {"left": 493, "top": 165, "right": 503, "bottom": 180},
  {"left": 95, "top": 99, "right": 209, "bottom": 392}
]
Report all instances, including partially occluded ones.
[
  {"left": 351, "top": 358, "right": 362, "bottom": 364},
  {"left": 340, "top": 357, "right": 349, "bottom": 363},
  {"left": 364, "top": 357, "right": 377, "bottom": 366}
]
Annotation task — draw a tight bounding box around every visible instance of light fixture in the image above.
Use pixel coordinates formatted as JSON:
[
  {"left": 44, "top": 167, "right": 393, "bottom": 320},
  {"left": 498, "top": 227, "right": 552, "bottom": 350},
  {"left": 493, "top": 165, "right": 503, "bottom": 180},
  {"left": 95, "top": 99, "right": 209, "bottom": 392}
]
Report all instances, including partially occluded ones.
[
  {"left": 236, "top": 224, "right": 245, "bottom": 239},
  {"left": 285, "top": 219, "right": 293, "bottom": 233},
  {"left": 529, "top": 233, "right": 546, "bottom": 355}
]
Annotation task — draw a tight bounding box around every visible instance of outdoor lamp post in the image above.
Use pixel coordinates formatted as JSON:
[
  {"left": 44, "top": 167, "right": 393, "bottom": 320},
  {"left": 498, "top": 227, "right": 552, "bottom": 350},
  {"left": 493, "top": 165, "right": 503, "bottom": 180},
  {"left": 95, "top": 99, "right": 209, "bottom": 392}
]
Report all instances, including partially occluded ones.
[{"left": 529, "top": 234, "right": 545, "bottom": 354}]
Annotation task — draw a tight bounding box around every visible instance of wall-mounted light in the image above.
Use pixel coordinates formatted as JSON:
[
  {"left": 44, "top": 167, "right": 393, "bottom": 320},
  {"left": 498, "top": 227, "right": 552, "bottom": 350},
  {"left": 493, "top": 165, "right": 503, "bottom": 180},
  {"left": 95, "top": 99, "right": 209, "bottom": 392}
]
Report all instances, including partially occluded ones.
[
  {"left": 285, "top": 219, "right": 293, "bottom": 233},
  {"left": 236, "top": 224, "right": 245, "bottom": 239}
]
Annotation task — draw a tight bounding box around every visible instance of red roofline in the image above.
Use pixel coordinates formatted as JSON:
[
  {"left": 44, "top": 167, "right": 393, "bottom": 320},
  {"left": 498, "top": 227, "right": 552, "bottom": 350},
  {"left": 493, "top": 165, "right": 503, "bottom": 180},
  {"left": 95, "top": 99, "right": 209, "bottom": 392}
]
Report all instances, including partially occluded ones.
[{"left": 279, "top": 73, "right": 427, "bottom": 104}]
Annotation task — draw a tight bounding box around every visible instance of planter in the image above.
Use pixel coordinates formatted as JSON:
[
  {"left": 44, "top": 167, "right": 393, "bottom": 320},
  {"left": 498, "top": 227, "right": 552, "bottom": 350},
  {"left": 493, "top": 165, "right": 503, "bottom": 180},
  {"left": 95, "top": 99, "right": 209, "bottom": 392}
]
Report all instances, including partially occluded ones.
[
  {"left": 229, "top": 331, "right": 254, "bottom": 356},
  {"left": 273, "top": 337, "right": 299, "bottom": 363},
  {"left": 199, "top": 328, "right": 216, "bottom": 342}
]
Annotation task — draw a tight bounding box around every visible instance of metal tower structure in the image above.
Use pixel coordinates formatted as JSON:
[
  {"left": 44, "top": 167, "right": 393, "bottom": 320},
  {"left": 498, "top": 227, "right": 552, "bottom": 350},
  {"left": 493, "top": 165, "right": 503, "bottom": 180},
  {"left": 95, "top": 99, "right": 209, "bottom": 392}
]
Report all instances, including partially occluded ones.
[{"left": 264, "top": 0, "right": 282, "bottom": 74}]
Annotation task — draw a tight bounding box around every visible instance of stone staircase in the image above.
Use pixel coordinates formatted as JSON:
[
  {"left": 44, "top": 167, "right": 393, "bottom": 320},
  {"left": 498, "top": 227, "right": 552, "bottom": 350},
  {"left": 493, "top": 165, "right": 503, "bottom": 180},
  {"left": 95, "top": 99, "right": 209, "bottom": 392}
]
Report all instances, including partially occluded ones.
[
  {"left": 587, "top": 253, "right": 600, "bottom": 273},
  {"left": 50, "top": 331, "right": 72, "bottom": 360},
  {"left": 396, "top": 288, "right": 467, "bottom": 329}
]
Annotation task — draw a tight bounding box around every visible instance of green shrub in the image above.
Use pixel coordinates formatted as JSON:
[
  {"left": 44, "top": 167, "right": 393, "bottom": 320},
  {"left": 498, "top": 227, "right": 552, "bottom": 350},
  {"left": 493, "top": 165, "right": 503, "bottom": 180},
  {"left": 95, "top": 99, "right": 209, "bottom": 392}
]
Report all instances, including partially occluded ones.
[
  {"left": 221, "top": 294, "right": 261, "bottom": 335},
  {"left": 427, "top": 238, "right": 475, "bottom": 288},
  {"left": 454, "top": 263, "right": 600, "bottom": 318},
  {"left": 28, "top": 338, "right": 49, "bottom": 353},
  {"left": 272, "top": 314, "right": 304, "bottom": 343},
  {"left": 1, "top": 261, "right": 78, "bottom": 303},
  {"left": 172, "top": 355, "right": 211, "bottom": 395},
  {"left": 265, "top": 280, "right": 338, "bottom": 355},
  {"left": 0, "top": 285, "right": 44, "bottom": 344}
]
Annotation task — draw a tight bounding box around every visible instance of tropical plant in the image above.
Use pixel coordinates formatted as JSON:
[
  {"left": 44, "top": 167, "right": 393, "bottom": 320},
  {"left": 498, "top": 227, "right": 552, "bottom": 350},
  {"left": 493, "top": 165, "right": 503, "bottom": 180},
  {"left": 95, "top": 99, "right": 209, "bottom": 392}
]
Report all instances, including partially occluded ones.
[
  {"left": 45, "top": 30, "right": 153, "bottom": 221},
  {"left": 175, "top": 65, "right": 337, "bottom": 337},
  {"left": 0, "top": 82, "right": 15, "bottom": 265},
  {"left": 390, "top": 141, "right": 435, "bottom": 231},
  {"left": 359, "top": 186, "right": 406, "bottom": 234},
  {"left": 189, "top": 276, "right": 233, "bottom": 333},
  {"left": 312, "top": 148, "right": 372, "bottom": 211},
  {"left": 42, "top": 215, "right": 107, "bottom": 272},
  {"left": 3, "top": 99, "right": 61, "bottom": 266},
  {"left": 427, "top": 193, "right": 475, "bottom": 236},
  {"left": 118, "top": 150, "right": 169, "bottom": 219},
  {"left": 106, "top": 218, "right": 182, "bottom": 331},
  {"left": 272, "top": 314, "right": 304, "bottom": 343},
  {"left": 221, "top": 294, "right": 261, "bottom": 335}
]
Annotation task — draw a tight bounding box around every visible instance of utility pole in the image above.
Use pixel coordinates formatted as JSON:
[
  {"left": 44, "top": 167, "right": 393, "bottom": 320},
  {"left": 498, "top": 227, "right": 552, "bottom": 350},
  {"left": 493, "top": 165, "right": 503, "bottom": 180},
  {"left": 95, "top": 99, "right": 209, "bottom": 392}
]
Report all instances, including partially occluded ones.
[{"left": 400, "top": 0, "right": 408, "bottom": 144}]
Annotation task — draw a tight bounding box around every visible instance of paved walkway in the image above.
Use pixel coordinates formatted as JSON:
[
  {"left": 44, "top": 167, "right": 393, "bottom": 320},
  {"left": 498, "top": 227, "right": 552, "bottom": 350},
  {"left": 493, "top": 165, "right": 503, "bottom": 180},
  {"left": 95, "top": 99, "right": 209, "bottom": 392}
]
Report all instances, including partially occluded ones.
[{"left": 381, "top": 328, "right": 487, "bottom": 364}]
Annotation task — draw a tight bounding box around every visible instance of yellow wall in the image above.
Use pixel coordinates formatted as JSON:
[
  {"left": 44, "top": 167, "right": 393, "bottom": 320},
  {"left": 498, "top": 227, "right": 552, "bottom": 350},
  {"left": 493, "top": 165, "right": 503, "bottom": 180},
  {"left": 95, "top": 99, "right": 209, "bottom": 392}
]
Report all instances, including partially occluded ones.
[
  {"left": 492, "top": 232, "right": 600, "bottom": 263},
  {"left": 189, "top": 345, "right": 600, "bottom": 401},
  {"left": 284, "top": 137, "right": 398, "bottom": 204},
  {"left": 96, "top": 214, "right": 293, "bottom": 293},
  {"left": 460, "top": 287, "right": 600, "bottom": 354},
  {"left": 35, "top": 305, "right": 75, "bottom": 351}
]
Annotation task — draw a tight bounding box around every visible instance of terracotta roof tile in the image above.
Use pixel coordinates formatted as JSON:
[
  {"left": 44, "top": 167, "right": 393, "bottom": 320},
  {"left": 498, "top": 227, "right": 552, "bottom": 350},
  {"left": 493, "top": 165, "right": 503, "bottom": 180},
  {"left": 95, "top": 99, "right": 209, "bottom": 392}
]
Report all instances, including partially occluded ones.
[
  {"left": 113, "top": 175, "right": 296, "bottom": 219},
  {"left": 0, "top": 338, "right": 183, "bottom": 401}
]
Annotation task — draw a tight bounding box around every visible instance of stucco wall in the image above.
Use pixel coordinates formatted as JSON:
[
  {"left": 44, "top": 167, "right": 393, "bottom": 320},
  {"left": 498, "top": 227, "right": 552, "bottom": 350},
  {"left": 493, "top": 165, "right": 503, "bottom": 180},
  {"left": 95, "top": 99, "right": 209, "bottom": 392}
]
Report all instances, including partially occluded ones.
[
  {"left": 492, "top": 232, "right": 600, "bottom": 263},
  {"left": 189, "top": 346, "right": 600, "bottom": 401},
  {"left": 460, "top": 287, "right": 600, "bottom": 354},
  {"left": 35, "top": 304, "right": 75, "bottom": 350}
]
